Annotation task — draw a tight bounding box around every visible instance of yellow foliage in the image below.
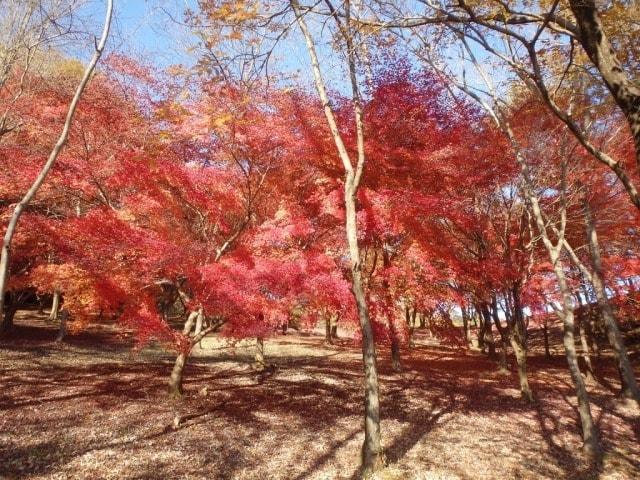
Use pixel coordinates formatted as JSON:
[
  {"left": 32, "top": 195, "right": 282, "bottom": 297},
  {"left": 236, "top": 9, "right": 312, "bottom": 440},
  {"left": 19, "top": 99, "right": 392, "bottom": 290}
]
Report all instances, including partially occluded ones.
[{"left": 211, "top": 112, "right": 233, "bottom": 128}]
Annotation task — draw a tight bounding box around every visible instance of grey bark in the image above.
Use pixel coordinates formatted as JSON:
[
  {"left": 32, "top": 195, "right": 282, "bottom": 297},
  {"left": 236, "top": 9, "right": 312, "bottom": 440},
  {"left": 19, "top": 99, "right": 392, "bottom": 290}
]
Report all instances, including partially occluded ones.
[
  {"left": 0, "top": 0, "right": 113, "bottom": 321},
  {"left": 291, "top": 1, "right": 384, "bottom": 473},
  {"left": 583, "top": 199, "right": 640, "bottom": 403},
  {"left": 48, "top": 290, "right": 60, "bottom": 322},
  {"left": 569, "top": 0, "right": 640, "bottom": 169}
]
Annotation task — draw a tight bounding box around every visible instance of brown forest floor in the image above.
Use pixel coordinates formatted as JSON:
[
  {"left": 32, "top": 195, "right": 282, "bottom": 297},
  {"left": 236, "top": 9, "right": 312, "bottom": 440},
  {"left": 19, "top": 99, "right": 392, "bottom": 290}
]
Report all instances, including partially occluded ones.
[{"left": 1, "top": 311, "right": 639, "bottom": 480}]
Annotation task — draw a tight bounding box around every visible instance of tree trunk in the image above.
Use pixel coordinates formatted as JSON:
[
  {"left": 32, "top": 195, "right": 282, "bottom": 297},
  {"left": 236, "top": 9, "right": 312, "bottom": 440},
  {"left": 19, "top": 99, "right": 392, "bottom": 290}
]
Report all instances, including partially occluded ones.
[
  {"left": 0, "top": 303, "right": 16, "bottom": 335},
  {"left": 509, "top": 286, "right": 533, "bottom": 401},
  {"left": 48, "top": 290, "right": 60, "bottom": 322},
  {"left": 0, "top": 1, "right": 113, "bottom": 321},
  {"left": 542, "top": 320, "right": 551, "bottom": 360},
  {"left": 554, "top": 263, "right": 601, "bottom": 460},
  {"left": 389, "top": 318, "right": 402, "bottom": 372},
  {"left": 291, "top": 2, "right": 384, "bottom": 472},
  {"left": 476, "top": 306, "right": 486, "bottom": 352},
  {"left": 194, "top": 308, "right": 204, "bottom": 348},
  {"left": 498, "top": 336, "right": 509, "bottom": 373},
  {"left": 510, "top": 335, "right": 533, "bottom": 402},
  {"left": 491, "top": 300, "right": 509, "bottom": 373},
  {"left": 569, "top": 0, "right": 640, "bottom": 169},
  {"left": 254, "top": 337, "right": 265, "bottom": 371},
  {"left": 168, "top": 352, "right": 187, "bottom": 398},
  {"left": 480, "top": 305, "right": 496, "bottom": 358},
  {"left": 167, "top": 311, "right": 199, "bottom": 398},
  {"left": 577, "top": 318, "right": 595, "bottom": 382},
  {"left": 407, "top": 307, "right": 416, "bottom": 348},
  {"left": 584, "top": 199, "right": 640, "bottom": 403},
  {"left": 462, "top": 307, "right": 470, "bottom": 346},
  {"left": 55, "top": 309, "right": 68, "bottom": 343},
  {"left": 325, "top": 315, "right": 333, "bottom": 344}
]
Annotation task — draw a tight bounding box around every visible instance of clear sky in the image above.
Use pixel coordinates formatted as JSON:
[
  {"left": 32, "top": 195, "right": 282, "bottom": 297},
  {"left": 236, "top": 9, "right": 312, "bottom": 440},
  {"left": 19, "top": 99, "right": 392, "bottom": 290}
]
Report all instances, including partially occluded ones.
[{"left": 74, "top": 1, "right": 513, "bottom": 100}]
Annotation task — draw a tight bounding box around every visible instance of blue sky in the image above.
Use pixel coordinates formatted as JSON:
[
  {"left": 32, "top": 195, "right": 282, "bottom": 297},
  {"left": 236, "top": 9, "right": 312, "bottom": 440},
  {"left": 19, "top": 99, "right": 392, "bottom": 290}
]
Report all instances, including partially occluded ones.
[{"left": 74, "top": 0, "right": 513, "bottom": 100}]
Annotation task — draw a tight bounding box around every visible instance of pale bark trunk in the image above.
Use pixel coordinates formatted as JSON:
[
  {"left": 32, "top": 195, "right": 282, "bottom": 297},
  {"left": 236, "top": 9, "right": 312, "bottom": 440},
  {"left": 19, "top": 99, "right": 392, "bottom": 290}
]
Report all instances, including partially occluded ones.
[
  {"left": 291, "top": 1, "right": 384, "bottom": 473},
  {"left": 510, "top": 335, "right": 534, "bottom": 402},
  {"left": 577, "top": 318, "right": 595, "bottom": 382},
  {"left": 194, "top": 308, "right": 204, "bottom": 348},
  {"left": 584, "top": 199, "right": 640, "bottom": 403},
  {"left": 48, "top": 290, "right": 60, "bottom": 322},
  {"left": 498, "top": 336, "right": 509, "bottom": 372},
  {"left": 168, "top": 352, "right": 186, "bottom": 398},
  {"left": 254, "top": 337, "right": 265, "bottom": 371},
  {"left": 0, "top": 1, "right": 113, "bottom": 321},
  {"left": 510, "top": 287, "right": 533, "bottom": 401},
  {"left": 554, "top": 263, "right": 600, "bottom": 459},
  {"left": 167, "top": 310, "right": 201, "bottom": 398},
  {"left": 453, "top": 51, "right": 600, "bottom": 458}
]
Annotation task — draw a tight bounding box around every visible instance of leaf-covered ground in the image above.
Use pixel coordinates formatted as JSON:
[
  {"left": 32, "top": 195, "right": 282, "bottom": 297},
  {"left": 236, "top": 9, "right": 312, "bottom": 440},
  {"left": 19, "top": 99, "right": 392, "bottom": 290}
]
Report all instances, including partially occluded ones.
[{"left": 1, "top": 311, "right": 639, "bottom": 480}]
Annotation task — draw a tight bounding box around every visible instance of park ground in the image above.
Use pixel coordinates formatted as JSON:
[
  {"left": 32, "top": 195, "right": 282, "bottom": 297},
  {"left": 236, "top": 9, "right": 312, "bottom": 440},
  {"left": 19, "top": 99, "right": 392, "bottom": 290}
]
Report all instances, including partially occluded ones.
[{"left": 1, "top": 312, "right": 639, "bottom": 480}]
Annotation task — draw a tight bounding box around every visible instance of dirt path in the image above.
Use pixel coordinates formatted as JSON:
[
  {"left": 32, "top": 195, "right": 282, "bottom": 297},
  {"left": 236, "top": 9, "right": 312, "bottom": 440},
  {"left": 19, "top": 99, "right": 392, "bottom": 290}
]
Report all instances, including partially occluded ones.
[{"left": 1, "top": 312, "right": 639, "bottom": 479}]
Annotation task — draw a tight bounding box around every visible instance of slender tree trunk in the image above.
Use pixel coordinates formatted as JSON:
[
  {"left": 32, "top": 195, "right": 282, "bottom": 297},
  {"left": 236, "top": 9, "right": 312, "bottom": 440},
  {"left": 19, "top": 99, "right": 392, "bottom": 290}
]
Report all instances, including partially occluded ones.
[
  {"left": 37, "top": 294, "right": 45, "bottom": 314},
  {"left": 498, "top": 335, "right": 509, "bottom": 372},
  {"left": 509, "top": 286, "right": 533, "bottom": 401},
  {"left": 325, "top": 315, "right": 333, "bottom": 344},
  {"left": 194, "top": 307, "right": 204, "bottom": 348},
  {"left": 254, "top": 337, "right": 265, "bottom": 370},
  {"left": 584, "top": 199, "right": 640, "bottom": 403},
  {"left": 480, "top": 305, "right": 496, "bottom": 358},
  {"left": 168, "top": 352, "right": 187, "bottom": 398},
  {"left": 291, "top": 1, "right": 384, "bottom": 473},
  {"left": 510, "top": 335, "right": 534, "bottom": 402},
  {"left": 55, "top": 309, "right": 68, "bottom": 343},
  {"left": 331, "top": 322, "right": 338, "bottom": 340},
  {"left": 490, "top": 300, "right": 509, "bottom": 373},
  {"left": 0, "top": 1, "right": 113, "bottom": 321},
  {"left": 585, "top": 316, "right": 599, "bottom": 358},
  {"left": 389, "top": 318, "right": 402, "bottom": 372},
  {"left": 456, "top": 55, "right": 600, "bottom": 458},
  {"left": 542, "top": 320, "right": 551, "bottom": 360},
  {"left": 554, "top": 263, "right": 601, "bottom": 460},
  {"left": 476, "top": 306, "right": 486, "bottom": 352},
  {"left": 48, "top": 290, "right": 60, "bottom": 322},
  {"left": 407, "top": 307, "right": 416, "bottom": 348},
  {"left": 0, "top": 303, "right": 17, "bottom": 335},
  {"left": 167, "top": 310, "right": 198, "bottom": 398},
  {"left": 577, "top": 318, "right": 595, "bottom": 382},
  {"left": 462, "top": 308, "right": 470, "bottom": 346}
]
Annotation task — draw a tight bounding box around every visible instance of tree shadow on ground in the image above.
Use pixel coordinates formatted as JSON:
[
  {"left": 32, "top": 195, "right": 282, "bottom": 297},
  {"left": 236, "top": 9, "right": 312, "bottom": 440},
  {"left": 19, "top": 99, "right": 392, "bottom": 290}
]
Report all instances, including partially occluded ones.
[{"left": 1, "top": 315, "right": 639, "bottom": 479}]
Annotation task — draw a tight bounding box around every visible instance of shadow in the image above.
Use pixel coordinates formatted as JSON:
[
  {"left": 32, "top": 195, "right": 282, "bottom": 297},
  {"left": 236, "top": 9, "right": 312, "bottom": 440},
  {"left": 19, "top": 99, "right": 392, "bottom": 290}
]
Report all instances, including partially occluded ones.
[
  {"left": 383, "top": 392, "right": 455, "bottom": 465},
  {"left": 1, "top": 311, "right": 639, "bottom": 479}
]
